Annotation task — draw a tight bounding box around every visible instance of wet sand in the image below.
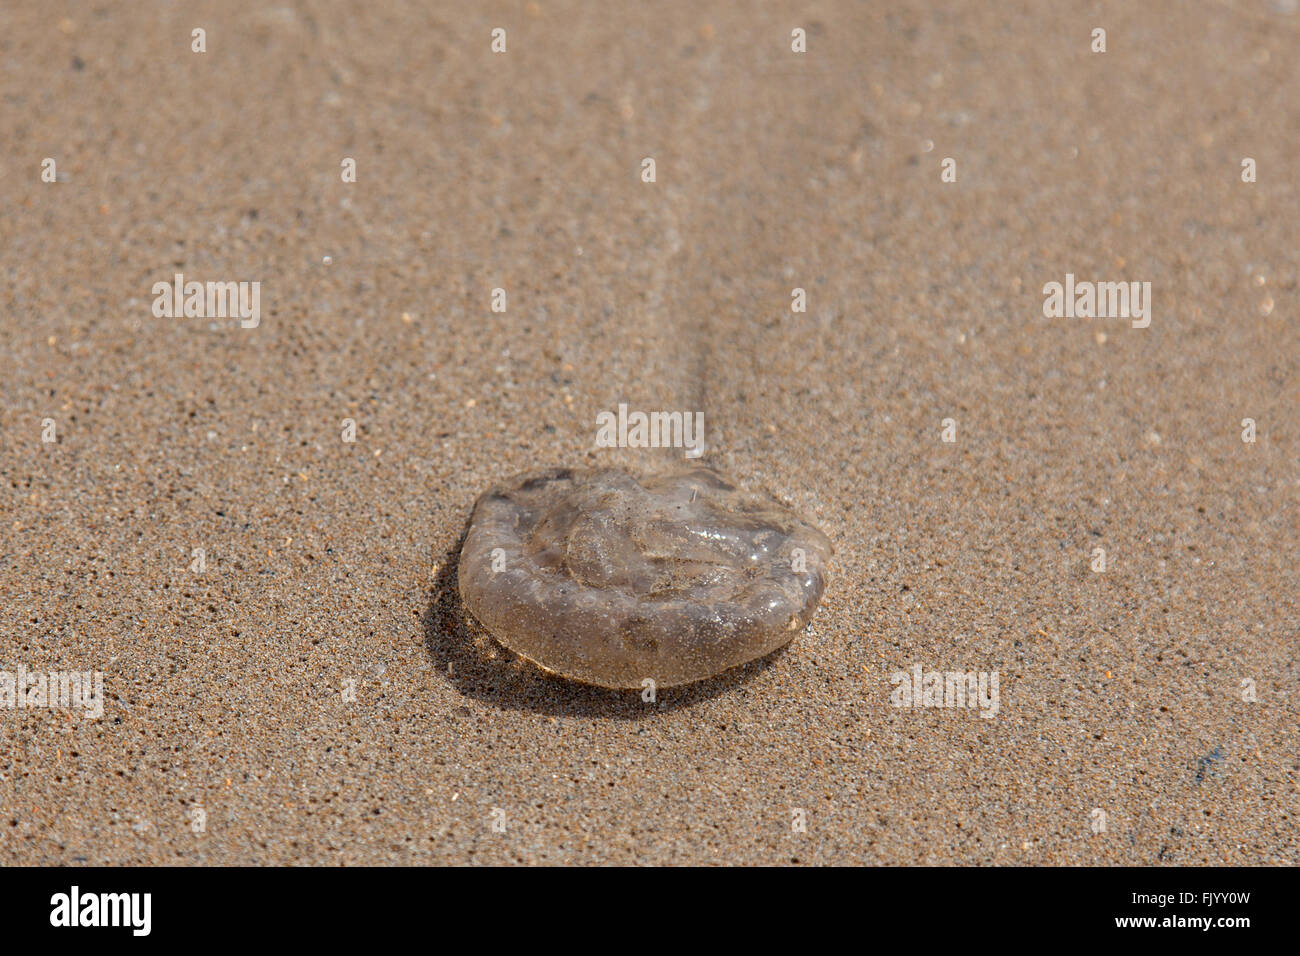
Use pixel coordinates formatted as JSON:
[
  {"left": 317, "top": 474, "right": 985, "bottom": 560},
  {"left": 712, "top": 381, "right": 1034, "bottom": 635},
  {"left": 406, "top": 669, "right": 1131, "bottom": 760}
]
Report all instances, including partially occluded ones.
[{"left": 1, "top": 1, "right": 1296, "bottom": 864}]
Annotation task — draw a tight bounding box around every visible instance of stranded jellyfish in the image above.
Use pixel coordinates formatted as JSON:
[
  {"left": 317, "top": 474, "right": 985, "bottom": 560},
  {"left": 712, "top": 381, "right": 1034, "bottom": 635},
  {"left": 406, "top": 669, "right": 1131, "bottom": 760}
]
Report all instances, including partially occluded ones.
[{"left": 457, "top": 464, "right": 832, "bottom": 688}]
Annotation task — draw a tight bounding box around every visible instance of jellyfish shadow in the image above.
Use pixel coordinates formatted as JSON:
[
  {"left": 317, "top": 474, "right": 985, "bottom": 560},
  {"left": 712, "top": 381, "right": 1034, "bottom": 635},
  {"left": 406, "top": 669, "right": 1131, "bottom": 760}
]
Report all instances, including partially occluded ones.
[{"left": 421, "top": 532, "right": 786, "bottom": 718}]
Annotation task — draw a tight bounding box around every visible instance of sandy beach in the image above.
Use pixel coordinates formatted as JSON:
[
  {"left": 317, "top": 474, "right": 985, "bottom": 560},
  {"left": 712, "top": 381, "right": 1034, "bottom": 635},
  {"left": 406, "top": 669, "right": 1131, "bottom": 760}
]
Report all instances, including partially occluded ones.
[{"left": 1, "top": 0, "right": 1296, "bottom": 864}]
